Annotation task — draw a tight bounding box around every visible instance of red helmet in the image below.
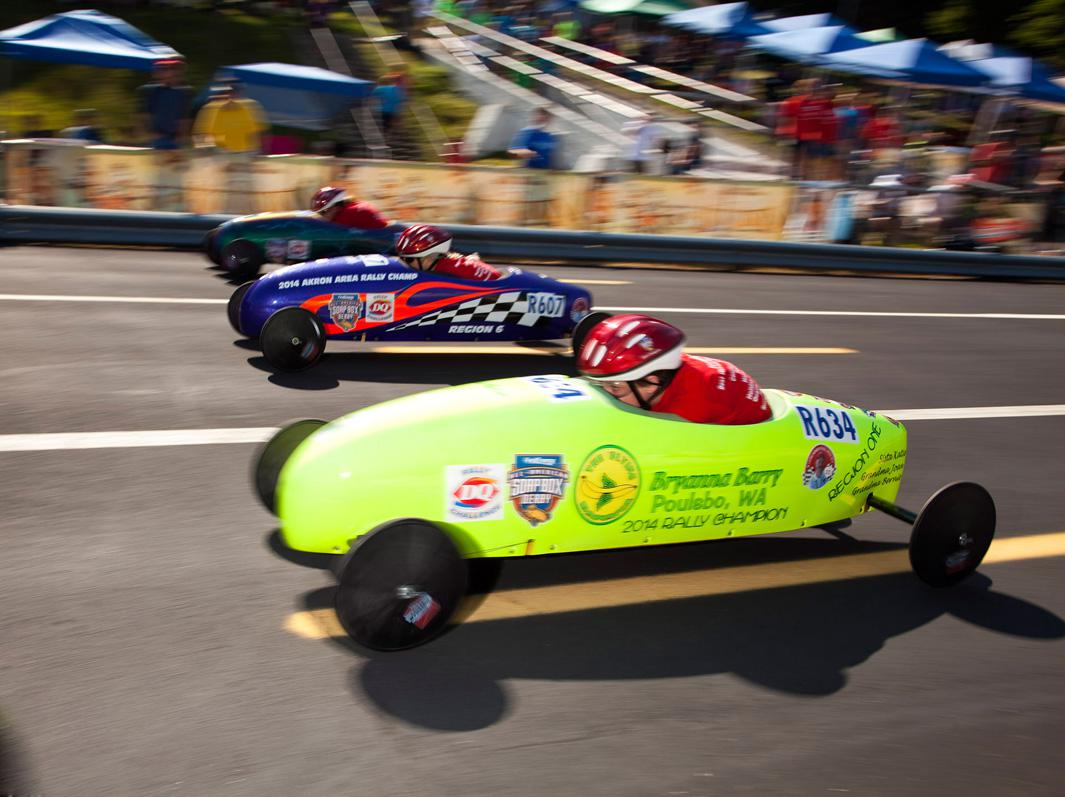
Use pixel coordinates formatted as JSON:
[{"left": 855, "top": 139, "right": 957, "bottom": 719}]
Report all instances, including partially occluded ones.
[
  {"left": 578, "top": 314, "right": 685, "bottom": 381},
  {"left": 311, "top": 186, "right": 349, "bottom": 213},
  {"left": 396, "top": 224, "right": 452, "bottom": 264}
]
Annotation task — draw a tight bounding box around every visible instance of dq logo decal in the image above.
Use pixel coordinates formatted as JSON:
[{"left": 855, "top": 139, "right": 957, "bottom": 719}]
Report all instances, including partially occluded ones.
[
  {"left": 508, "top": 455, "right": 568, "bottom": 526},
  {"left": 575, "top": 445, "right": 640, "bottom": 525},
  {"left": 365, "top": 293, "right": 395, "bottom": 324},
  {"left": 445, "top": 464, "right": 505, "bottom": 522},
  {"left": 328, "top": 293, "right": 363, "bottom": 332},
  {"left": 803, "top": 444, "right": 836, "bottom": 490},
  {"left": 265, "top": 239, "right": 288, "bottom": 264},
  {"left": 286, "top": 239, "right": 311, "bottom": 261}
]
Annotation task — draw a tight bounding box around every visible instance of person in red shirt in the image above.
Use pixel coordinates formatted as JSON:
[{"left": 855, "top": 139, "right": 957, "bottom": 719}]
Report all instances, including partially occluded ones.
[
  {"left": 310, "top": 186, "right": 390, "bottom": 230},
  {"left": 576, "top": 314, "right": 771, "bottom": 425},
  {"left": 795, "top": 81, "right": 835, "bottom": 180},
  {"left": 395, "top": 224, "right": 503, "bottom": 281}
]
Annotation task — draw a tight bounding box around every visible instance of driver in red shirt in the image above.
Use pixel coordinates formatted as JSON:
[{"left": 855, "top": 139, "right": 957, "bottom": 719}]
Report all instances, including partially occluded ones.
[
  {"left": 396, "top": 224, "right": 503, "bottom": 281},
  {"left": 311, "top": 186, "right": 391, "bottom": 230},
  {"left": 576, "top": 314, "right": 771, "bottom": 424}
]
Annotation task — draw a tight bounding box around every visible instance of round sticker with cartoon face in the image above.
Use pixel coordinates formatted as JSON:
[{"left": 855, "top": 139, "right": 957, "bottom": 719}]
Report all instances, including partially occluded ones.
[{"left": 803, "top": 444, "right": 836, "bottom": 490}]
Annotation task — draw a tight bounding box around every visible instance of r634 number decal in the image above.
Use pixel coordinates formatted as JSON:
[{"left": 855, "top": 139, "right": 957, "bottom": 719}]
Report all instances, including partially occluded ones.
[
  {"left": 795, "top": 405, "right": 859, "bottom": 444},
  {"left": 526, "top": 292, "right": 565, "bottom": 318}
]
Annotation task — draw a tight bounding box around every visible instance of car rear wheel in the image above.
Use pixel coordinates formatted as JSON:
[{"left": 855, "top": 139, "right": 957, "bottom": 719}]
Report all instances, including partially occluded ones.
[
  {"left": 227, "top": 280, "right": 256, "bottom": 337},
  {"left": 203, "top": 228, "right": 221, "bottom": 265},
  {"left": 221, "top": 239, "right": 264, "bottom": 281},
  {"left": 252, "top": 419, "right": 327, "bottom": 513},
  {"left": 909, "top": 482, "right": 996, "bottom": 587},
  {"left": 571, "top": 311, "right": 610, "bottom": 356},
  {"left": 260, "top": 307, "right": 326, "bottom": 371},
  {"left": 334, "top": 519, "right": 468, "bottom": 651}
]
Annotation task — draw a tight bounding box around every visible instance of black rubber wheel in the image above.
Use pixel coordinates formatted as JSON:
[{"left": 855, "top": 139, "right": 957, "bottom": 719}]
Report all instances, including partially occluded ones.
[
  {"left": 335, "top": 519, "right": 468, "bottom": 651},
  {"left": 221, "top": 239, "right": 264, "bottom": 281},
  {"left": 227, "top": 280, "right": 256, "bottom": 336},
  {"left": 571, "top": 311, "right": 610, "bottom": 357},
  {"left": 260, "top": 307, "right": 326, "bottom": 371},
  {"left": 203, "top": 228, "right": 221, "bottom": 265},
  {"left": 252, "top": 419, "right": 326, "bottom": 513},
  {"left": 909, "top": 482, "right": 996, "bottom": 588}
]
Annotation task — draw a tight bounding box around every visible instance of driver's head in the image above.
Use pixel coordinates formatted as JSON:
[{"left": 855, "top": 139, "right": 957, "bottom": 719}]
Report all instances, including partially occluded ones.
[
  {"left": 311, "top": 186, "right": 349, "bottom": 220},
  {"left": 577, "top": 314, "right": 685, "bottom": 410},
  {"left": 396, "top": 224, "right": 453, "bottom": 271}
]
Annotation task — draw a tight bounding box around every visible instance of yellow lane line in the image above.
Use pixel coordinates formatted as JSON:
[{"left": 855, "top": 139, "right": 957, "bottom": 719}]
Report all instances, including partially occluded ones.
[
  {"left": 557, "top": 279, "right": 633, "bottom": 285},
  {"left": 283, "top": 532, "right": 1065, "bottom": 640},
  {"left": 366, "top": 346, "right": 857, "bottom": 356}
]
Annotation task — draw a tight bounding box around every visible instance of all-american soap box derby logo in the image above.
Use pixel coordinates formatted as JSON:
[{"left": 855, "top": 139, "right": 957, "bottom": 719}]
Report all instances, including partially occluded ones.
[
  {"left": 508, "top": 455, "right": 568, "bottom": 526},
  {"left": 328, "top": 293, "right": 363, "bottom": 332}
]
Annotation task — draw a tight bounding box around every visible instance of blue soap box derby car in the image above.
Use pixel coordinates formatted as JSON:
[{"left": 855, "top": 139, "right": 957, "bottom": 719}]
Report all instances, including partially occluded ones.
[{"left": 228, "top": 254, "right": 596, "bottom": 371}]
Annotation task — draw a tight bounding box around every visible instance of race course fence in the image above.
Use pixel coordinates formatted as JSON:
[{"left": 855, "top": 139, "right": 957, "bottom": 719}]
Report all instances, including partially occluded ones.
[{"left": 3, "top": 205, "right": 1065, "bottom": 280}]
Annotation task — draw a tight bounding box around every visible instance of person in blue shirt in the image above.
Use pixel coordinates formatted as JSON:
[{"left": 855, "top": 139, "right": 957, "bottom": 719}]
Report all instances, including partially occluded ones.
[
  {"left": 371, "top": 74, "right": 407, "bottom": 134},
  {"left": 508, "top": 107, "right": 557, "bottom": 170}
]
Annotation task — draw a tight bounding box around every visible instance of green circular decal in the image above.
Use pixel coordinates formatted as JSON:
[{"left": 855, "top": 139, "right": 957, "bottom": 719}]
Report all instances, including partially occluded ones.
[{"left": 575, "top": 445, "right": 641, "bottom": 525}]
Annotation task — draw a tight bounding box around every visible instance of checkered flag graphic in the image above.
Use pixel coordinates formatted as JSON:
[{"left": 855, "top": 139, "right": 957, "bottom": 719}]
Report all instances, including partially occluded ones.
[{"left": 392, "top": 291, "right": 545, "bottom": 330}]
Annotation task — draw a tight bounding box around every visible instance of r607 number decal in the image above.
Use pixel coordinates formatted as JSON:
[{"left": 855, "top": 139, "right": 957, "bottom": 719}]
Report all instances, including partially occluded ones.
[
  {"left": 795, "top": 405, "right": 859, "bottom": 444},
  {"left": 526, "top": 292, "right": 565, "bottom": 318}
]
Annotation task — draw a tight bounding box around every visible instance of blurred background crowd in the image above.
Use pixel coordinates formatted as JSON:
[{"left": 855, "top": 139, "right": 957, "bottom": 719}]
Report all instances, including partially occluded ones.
[{"left": 4, "top": 0, "right": 1065, "bottom": 253}]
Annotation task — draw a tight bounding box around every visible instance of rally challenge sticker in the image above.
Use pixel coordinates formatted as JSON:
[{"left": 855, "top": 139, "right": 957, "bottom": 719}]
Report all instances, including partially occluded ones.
[
  {"left": 328, "top": 293, "right": 363, "bottom": 332},
  {"left": 445, "top": 464, "right": 505, "bottom": 522},
  {"left": 508, "top": 455, "right": 568, "bottom": 526},
  {"left": 365, "top": 293, "right": 395, "bottom": 324},
  {"left": 575, "top": 445, "right": 640, "bottom": 524},
  {"left": 802, "top": 444, "right": 837, "bottom": 490},
  {"left": 402, "top": 592, "right": 441, "bottom": 629}
]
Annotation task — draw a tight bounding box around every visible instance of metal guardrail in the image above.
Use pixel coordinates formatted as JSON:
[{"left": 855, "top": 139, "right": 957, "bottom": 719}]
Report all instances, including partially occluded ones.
[{"left": 3, "top": 205, "right": 1065, "bottom": 280}]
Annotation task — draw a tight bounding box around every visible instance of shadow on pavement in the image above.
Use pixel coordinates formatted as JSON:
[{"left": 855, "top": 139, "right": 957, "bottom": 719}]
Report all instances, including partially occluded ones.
[
  {"left": 290, "top": 532, "right": 1065, "bottom": 731},
  {"left": 0, "top": 714, "right": 34, "bottom": 797},
  {"left": 343, "top": 573, "right": 1063, "bottom": 731},
  {"left": 250, "top": 351, "right": 576, "bottom": 390}
]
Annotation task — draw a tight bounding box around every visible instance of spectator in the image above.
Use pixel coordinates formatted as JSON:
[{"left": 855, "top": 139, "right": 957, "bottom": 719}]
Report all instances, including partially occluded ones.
[
  {"left": 968, "top": 129, "right": 1016, "bottom": 188},
  {"left": 192, "top": 79, "right": 267, "bottom": 154},
  {"left": 622, "top": 111, "right": 660, "bottom": 175},
  {"left": 372, "top": 73, "right": 407, "bottom": 136},
  {"left": 60, "top": 109, "right": 105, "bottom": 144},
  {"left": 137, "top": 57, "right": 192, "bottom": 150},
  {"left": 508, "top": 106, "right": 557, "bottom": 169},
  {"left": 681, "top": 122, "right": 708, "bottom": 173},
  {"left": 860, "top": 107, "right": 904, "bottom": 170},
  {"left": 795, "top": 80, "right": 835, "bottom": 180},
  {"left": 552, "top": 10, "right": 580, "bottom": 41},
  {"left": 834, "top": 92, "right": 861, "bottom": 180},
  {"left": 776, "top": 78, "right": 811, "bottom": 179}
]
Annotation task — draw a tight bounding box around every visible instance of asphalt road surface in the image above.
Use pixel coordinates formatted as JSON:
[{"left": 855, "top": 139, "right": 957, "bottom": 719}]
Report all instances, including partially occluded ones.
[{"left": 1, "top": 246, "right": 1063, "bottom": 796}]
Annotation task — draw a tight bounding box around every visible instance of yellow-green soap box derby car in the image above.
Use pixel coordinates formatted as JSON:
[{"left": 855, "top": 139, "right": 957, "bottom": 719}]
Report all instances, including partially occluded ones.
[{"left": 255, "top": 374, "right": 996, "bottom": 651}]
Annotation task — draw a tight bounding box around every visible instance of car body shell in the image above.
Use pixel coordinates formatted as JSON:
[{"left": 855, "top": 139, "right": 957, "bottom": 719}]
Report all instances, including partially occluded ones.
[
  {"left": 205, "top": 211, "right": 396, "bottom": 266},
  {"left": 234, "top": 254, "right": 593, "bottom": 342},
  {"left": 276, "top": 375, "right": 907, "bottom": 557}
]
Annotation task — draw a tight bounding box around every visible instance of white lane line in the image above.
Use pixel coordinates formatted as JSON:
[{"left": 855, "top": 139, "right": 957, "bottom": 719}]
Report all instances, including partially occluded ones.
[
  {"left": 0, "top": 295, "right": 1061, "bottom": 321},
  {"left": 883, "top": 405, "right": 1065, "bottom": 421},
  {"left": 0, "top": 428, "right": 276, "bottom": 452},
  {"left": 599, "top": 306, "right": 1065, "bottom": 320},
  {"left": 1, "top": 405, "right": 1063, "bottom": 452},
  {"left": 0, "top": 294, "right": 225, "bottom": 305}
]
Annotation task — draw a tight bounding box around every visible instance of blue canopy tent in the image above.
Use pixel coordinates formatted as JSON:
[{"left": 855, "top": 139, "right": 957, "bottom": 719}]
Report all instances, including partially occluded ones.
[
  {"left": 219, "top": 63, "right": 374, "bottom": 131},
  {"left": 746, "top": 25, "right": 867, "bottom": 63},
  {"left": 662, "top": 2, "right": 769, "bottom": 39},
  {"left": 761, "top": 13, "right": 848, "bottom": 33},
  {"left": 0, "top": 9, "right": 180, "bottom": 69},
  {"left": 817, "top": 38, "right": 989, "bottom": 88},
  {"left": 967, "top": 56, "right": 1065, "bottom": 104}
]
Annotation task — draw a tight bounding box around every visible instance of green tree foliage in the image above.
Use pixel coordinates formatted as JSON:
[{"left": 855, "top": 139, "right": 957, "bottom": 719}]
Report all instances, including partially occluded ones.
[{"left": 1009, "top": 0, "right": 1065, "bottom": 69}]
